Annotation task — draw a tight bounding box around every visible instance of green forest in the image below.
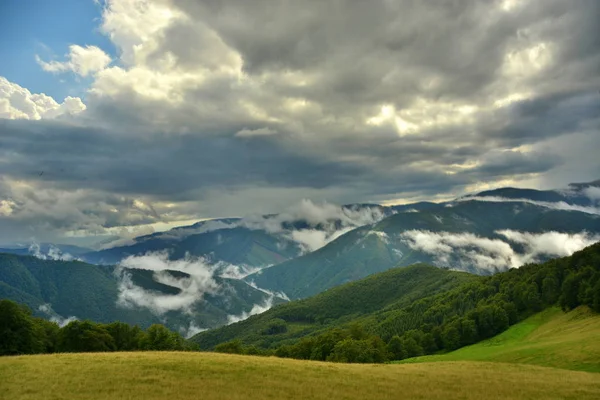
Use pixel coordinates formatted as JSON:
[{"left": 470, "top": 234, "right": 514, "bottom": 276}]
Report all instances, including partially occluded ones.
[{"left": 2, "top": 243, "right": 600, "bottom": 364}]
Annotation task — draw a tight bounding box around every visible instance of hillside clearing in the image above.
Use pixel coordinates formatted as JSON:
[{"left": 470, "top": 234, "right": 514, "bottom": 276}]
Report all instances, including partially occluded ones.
[
  {"left": 1, "top": 352, "right": 600, "bottom": 400},
  {"left": 400, "top": 306, "right": 600, "bottom": 372}
]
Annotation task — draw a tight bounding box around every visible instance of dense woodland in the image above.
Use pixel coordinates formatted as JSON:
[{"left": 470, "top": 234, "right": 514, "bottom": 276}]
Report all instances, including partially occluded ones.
[{"left": 2, "top": 243, "right": 600, "bottom": 363}]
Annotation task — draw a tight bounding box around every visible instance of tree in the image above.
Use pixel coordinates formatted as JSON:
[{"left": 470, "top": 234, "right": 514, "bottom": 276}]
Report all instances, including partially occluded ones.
[
  {"left": 387, "top": 335, "right": 406, "bottom": 360},
  {"left": 33, "top": 318, "right": 60, "bottom": 353},
  {"left": 0, "top": 299, "right": 37, "bottom": 355},
  {"left": 402, "top": 336, "right": 424, "bottom": 358},
  {"left": 441, "top": 323, "right": 461, "bottom": 350},
  {"left": 58, "top": 320, "right": 116, "bottom": 352},
  {"left": 560, "top": 272, "right": 580, "bottom": 311},
  {"left": 327, "top": 339, "right": 386, "bottom": 363},
  {"left": 142, "top": 324, "right": 183, "bottom": 351},
  {"left": 262, "top": 318, "right": 288, "bottom": 335},
  {"left": 105, "top": 322, "right": 144, "bottom": 351},
  {"left": 542, "top": 275, "right": 560, "bottom": 304},
  {"left": 214, "top": 339, "right": 244, "bottom": 354},
  {"left": 459, "top": 318, "right": 478, "bottom": 346}
]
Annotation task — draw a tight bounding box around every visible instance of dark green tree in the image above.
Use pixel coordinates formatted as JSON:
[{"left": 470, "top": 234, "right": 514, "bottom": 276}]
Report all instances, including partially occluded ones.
[
  {"left": 214, "top": 339, "right": 244, "bottom": 354},
  {"left": 387, "top": 335, "right": 406, "bottom": 360},
  {"left": 0, "top": 299, "right": 37, "bottom": 355},
  {"left": 58, "top": 320, "right": 116, "bottom": 352}
]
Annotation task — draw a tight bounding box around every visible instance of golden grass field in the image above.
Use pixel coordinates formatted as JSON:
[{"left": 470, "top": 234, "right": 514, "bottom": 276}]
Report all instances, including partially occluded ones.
[{"left": 2, "top": 351, "right": 600, "bottom": 400}]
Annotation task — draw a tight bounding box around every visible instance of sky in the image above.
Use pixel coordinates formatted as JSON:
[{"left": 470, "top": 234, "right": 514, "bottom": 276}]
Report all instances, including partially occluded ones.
[{"left": 0, "top": 0, "right": 598, "bottom": 246}]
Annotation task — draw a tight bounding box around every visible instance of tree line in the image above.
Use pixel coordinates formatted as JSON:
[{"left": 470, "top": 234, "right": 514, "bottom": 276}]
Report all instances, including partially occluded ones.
[{"left": 0, "top": 299, "right": 194, "bottom": 356}]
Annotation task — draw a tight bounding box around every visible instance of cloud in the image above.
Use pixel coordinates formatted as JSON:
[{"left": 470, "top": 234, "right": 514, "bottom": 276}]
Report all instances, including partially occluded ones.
[
  {"left": 37, "top": 45, "right": 112, "bottom": 77},
  {"left": 400, "top": 229, "right": 600, "bottom": 272},
  {"left": 116, "top": 251, "right": 220, "bottom": 315},
  {"left": 127, "top": 200, "right": 388, "bottom": 255},
  {"left": 114, "top": 251, "right": 284, "bottom": 328},
  {"left": 239, "top": 200, "right": 389, "bottom": 252},
  {"left": 460, "top": 196, "right": 600, "bottom": 215},
  {"left": 218, "top": 263, "right": 266, "bottom": 280},
  {"left": 0, "top": 77, "right": 86, "bottom": 120},
  {"left": 235, "top": 127, "right": 278, "bottom": 137},
  {"left": 583, "top": 187, "right": 600, "bottom": 204},
  {"left": 245, "top": 280, "right": 289, "bottom": 302},
  {"left": 28, "top": 243, "right": 78, "bottom": 261},
  {"left": 141, "top": 219, "right": 239, "bottom": 242},
  {"left": 226, "top": 297, "right": 275, "bottom": 325},
  {"left": 1, "top": 0, "right": 599, "bottom": 243},
  {"left": 179, "top": 321, "right": 207, "bottom": 339},
  {"left": 38, "top": 304, "right": 78, "bottom": 327}
]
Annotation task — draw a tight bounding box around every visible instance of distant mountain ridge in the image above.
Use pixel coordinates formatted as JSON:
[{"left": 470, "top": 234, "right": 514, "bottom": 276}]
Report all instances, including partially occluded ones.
[
  {"left": 248, "top": 199, "right": 600, "bottom": 299},
  {"left": 81, "top": 202, "right": 396, "bottom": 266},
  {"left": 1, "top": 179, "right": 599, "bottom": 333}
]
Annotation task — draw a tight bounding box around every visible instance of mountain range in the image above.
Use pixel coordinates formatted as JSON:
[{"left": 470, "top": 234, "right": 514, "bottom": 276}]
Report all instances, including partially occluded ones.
[{"left": 1, "top": 180, "right": 599, "bottom": 333}]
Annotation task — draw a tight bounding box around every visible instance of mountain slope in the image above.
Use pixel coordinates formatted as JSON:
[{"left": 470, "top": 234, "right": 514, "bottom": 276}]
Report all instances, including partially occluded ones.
[
  {"left": 0, "top": 253, "right": 277, "bottom": 332},
  {"left": 250, "top": 200, "right": 600, "bottom": 299},
  {"left": 401, "top": 306, "right": 600, "bottom": 372},
  {"left": 83, "top": 226, "right": 302, "bottom": 267},
  {"left": 193, "top": 242, "right": 600, "bottom": 359},
  {"left": 192, "top": 264, "right": 476, "bottom": 349}
]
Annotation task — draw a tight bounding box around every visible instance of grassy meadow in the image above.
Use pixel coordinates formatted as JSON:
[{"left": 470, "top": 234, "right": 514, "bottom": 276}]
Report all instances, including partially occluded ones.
[
  {"left": 2, "top": 351, "right": 600, "bottom": 400},
  {"left": 399, "top": 306, "right": 600, "bottom": 372}
]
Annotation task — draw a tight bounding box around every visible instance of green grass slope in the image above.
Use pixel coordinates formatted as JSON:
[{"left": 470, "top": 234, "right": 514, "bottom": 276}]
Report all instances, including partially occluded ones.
[
  {"left": 400, "top": 306, "right": 600, "bottom": 372},
  {"left": 193, "top": 264, "right": 475, "bottom": 349},
  {"left": 2, "top": 352, "right": 600, "bottom": 400}
]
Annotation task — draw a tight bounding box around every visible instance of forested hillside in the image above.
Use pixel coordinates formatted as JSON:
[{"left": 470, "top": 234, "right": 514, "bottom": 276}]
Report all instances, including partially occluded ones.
[
  {"left": 0, "top": 253, "right": 276, "bottom": 332},
  {"left": 193, "top": 242, "right": 600, "bottom": 363}
]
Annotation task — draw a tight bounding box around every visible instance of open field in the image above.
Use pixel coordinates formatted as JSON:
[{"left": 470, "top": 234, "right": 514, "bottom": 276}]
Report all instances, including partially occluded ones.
[
  {"left": 400, "top": 306, "right": 600, "bottom": 372},
  {"left": 2, "top": 352, "right": 600, "bottom": 400}
]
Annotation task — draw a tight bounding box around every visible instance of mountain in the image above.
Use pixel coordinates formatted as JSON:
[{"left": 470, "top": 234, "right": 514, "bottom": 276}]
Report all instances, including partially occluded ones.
[
  {"left": 83, "top": 225, "right": 302, "bottom": 267},
  {"left": 0, "top": 243, "right": 92, "bottom": 260},
  {"left": 192, "top": 242, "right": 600, "bottom": 361},
  {"left": 193, "top": 264, "right": 476, "bottom": 349},
  {"left": 249, "top": 199, "right": 600, "bottom": 299},
  {"left": 82, "top": 202, "right": 396, "bottom": 267},
  {"left": 0, "top": 253, "right": 279, "bottom": 334},
  {"left": 463, "top": 179, "right": 600, "bottom": 207}
]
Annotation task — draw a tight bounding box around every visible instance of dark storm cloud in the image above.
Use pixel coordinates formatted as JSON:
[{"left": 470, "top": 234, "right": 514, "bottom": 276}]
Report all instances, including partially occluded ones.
[
  {"left": 0, "top": 120, "right": 365, "bottom": 199},
  {"left": 0, "top": 0, "right": 598, "bottom": 242}
]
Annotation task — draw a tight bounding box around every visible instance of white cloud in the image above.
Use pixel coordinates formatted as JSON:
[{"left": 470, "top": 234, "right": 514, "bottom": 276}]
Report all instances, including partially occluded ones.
[
  {"left": 583, "top": 187, "right": 600, "bottom": 204},
  {"left": 235, "top": 127, "right": 278, "bottom": 137},
  {"left": 179, "top": 321, "right": 206, "bottom": 339},
  {"left": 38, "top": 304, "right": 78, "bottom": 327},
  {"left": 226, "top": 297, "right": 274, "bottom": 325},
  {"left": 240, "top": 200, "right": 389, "bottom": 252},
  {"left": 400, "top": 229, "right": 600, "bottom": 272},
  {"left": 0, "top": 77, "right": 86, "bottom": 120},
  {"left": 28, "top": 243, "right": 78, "bottom": 261},
  {"left": 116, "top": 251, "right": 220, "bottom": 315},
  {"left": 37, "top": 45, "right": 111, "bottom": 77},
  {"left": 0, "top": 200, "right": 16, "bottom": 217}
]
